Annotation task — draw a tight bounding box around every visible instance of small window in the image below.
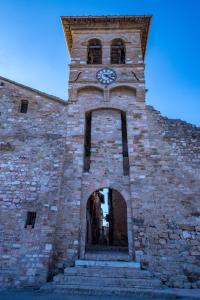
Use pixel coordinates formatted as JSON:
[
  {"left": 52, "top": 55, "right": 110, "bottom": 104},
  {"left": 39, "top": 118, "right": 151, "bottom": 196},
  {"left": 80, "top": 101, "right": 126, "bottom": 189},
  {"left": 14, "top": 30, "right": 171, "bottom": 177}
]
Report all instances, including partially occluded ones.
[
  {"left": 121, "top": 112, "right": 129, "bottom": 175},
  {"left": 111, "top": 39, "right": 126, "bottom": 64},
  {"left": 20, "top": 100, "right": 28, "bottom": 113},
  {"left": 87, "top": 39, "right": 102, "bottom": 64},
  {"left": 84, "top": 112, "right": 92, "bottom": 172},
  {"left": 0, "top": 82, "right": 4, "bottom": 86},
  {"left": 25, "top": 211, "right": 36, "bottom": 228}
]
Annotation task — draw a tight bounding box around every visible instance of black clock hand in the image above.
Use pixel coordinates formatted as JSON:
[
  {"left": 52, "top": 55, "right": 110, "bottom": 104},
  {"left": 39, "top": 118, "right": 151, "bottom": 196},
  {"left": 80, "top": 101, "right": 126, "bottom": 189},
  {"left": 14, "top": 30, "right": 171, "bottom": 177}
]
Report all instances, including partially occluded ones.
[{"left": 105, "top": 74, "right": 115, "bottom": 80}]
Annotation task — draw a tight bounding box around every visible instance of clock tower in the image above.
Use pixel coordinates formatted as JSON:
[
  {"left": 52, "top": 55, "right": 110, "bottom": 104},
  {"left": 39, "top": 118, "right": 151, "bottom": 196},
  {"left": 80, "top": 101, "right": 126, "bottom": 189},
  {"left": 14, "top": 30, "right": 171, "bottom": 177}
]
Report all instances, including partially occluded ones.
[{"left": 58, "top": 16, "right": 151, "bottom": 266}]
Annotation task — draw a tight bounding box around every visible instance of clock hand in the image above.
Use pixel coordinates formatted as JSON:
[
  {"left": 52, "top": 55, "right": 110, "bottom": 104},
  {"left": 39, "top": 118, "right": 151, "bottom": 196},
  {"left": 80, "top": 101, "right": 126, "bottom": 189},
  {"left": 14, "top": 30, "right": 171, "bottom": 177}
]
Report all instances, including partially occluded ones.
[{"left": 105, "top": 74, "right": 115, "bottom": 80}]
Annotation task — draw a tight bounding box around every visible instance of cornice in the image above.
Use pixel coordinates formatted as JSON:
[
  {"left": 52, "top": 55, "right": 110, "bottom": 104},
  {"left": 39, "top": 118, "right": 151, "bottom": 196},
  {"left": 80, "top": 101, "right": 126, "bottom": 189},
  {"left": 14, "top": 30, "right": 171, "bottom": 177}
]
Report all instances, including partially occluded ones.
[
  {"left": 69, "top": 63, "right": 145, "bottom": 69},
  {"left": 69, "top": 80, "right": 145, "bottom": 84}
]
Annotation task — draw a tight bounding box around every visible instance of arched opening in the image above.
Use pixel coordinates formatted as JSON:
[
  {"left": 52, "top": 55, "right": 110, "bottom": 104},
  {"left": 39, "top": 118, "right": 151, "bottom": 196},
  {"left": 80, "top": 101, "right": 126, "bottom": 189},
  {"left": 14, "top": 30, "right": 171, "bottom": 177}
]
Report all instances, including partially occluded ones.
[
  {"left": 111, "top": 39, "right": 126, "bottom": 64},
  {"left": 86, "top": 188, "right": 128, "bottom": 251},
  {"left": 87, "top": 39, "right": 102, "bottom": 64}
]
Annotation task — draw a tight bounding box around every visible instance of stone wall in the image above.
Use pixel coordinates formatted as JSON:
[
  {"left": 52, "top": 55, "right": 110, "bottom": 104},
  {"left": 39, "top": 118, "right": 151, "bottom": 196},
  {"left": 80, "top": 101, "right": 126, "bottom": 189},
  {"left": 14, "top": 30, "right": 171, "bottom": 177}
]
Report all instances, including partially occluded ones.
[
  {"left": 131, "top": 105, "right": 200, "bottom": 288},
  {"left": 0, "top": 78, "right": 67, "bottom": 287},
  {"left": 112, "top": 189, "right": 128, "bottom": 246},
  {"left": 0, "top": 77, "right": 199, "bottom": 289},
  {"left": 0, "top": 16, "right": 199, "bottom": 289},
  {"left": 90, "top": 109, "right": 123, "bottom": 175}
]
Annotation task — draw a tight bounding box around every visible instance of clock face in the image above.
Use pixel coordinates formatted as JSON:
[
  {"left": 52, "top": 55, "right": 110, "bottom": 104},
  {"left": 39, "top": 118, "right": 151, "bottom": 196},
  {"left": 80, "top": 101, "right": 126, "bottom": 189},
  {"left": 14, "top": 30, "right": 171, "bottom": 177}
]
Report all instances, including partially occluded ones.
[{"left": 96, "top": 68, "right": 117, "bottom": 85}]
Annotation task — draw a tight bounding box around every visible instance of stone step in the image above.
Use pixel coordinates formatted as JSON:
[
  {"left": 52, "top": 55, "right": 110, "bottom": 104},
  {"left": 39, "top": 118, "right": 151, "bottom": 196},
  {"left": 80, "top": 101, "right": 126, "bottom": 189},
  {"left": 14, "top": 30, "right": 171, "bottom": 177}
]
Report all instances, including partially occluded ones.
[
  {"left": 84, "top": 252, "right": 129, "bottom": 261},
  {"left": 56, "top": 275, "right": 161, "bottom": 288},
  {"left": 42, "top": 284, "right": 200, "bottom": 299},
  {"left": 64, "top": 267, "right": 152, "bottom": 279},
  {"left": 48, "top": 260, "right": 162, "bottom": 295},
  {"left": 75, "top": 259, "right": 140, "bottom": 268},
  {"left": 51, "top": 284, "right": 163, "bottom": 295}
]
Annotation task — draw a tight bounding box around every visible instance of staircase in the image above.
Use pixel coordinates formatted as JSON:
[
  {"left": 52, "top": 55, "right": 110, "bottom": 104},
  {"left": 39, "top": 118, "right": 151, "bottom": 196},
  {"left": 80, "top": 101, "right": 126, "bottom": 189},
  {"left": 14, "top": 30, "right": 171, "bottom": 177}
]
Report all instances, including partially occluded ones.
[{"left": 42, "top": 260, "right": 162, "bottom": 296}]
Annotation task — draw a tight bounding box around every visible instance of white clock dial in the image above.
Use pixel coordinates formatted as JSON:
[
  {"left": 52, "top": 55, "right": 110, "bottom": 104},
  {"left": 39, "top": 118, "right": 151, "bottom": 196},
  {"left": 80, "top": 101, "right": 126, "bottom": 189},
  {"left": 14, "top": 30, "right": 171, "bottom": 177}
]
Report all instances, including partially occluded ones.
[{"left": 96, "top": 68, "right": 117, "bottom": 85}]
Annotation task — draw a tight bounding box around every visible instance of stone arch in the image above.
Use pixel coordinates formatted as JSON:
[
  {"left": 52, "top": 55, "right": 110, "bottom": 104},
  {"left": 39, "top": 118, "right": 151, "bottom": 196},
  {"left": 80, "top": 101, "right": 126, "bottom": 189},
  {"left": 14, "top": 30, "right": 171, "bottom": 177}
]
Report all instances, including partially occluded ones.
[
  {"left": 84, "top": 36, "right": 105, "bottom": 45},
  {"left": 84, "top": 104, "right": 128, "bottom": 113},
  {"left": 79, "top": 183, "right": 134, "bottom": 260},
  {"left": 77, "top": 85, "right": 104, "bottom": 95},
  {"left": 87, "top": 38, "right": 102, "bottom": 64},
  {"left": 85, "top": 106, "right": 125, "bottom": 116},
  {"left": 77, "top": 86, "right": 104, "bottom": 104},
  {"left": 111, "top": 38, "right": 126, "bottom": 64},
  {"left": 110, "top": 85, "right": 136, "bottom": 95},
  {"left": 109, "top": 36, "right": 129, "bottom": 44},
  {"left": 82, "top": 184, "right": 130, "bottom": 206},
  {"left": 83, "top": 107, "right": 126, "bottom": 173},
  {"left": 86, "top": 187, "right": 128, "bottom": 248},
  {"left": 110, "top": 86, "right": 137, "bottom": 105},
  {"left": 83, "top": 107, "right": 130, "bottom": 176}
]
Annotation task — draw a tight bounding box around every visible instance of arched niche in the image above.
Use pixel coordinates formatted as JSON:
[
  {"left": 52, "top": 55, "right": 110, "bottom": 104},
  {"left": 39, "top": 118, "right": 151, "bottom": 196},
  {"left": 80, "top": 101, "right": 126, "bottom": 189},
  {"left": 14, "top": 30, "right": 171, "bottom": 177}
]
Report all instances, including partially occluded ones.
[
  {"left": 83, "top": 108, "right": 124, "bottom": 173},
  {"left": 77, "top": 86, "right": 104, "bottom": 104},
  {"left": 110, "top": 86, "right": 136, "bottom": 104},
  {"left": 110, "top": 85, "right": 136, "bottom": 95}
]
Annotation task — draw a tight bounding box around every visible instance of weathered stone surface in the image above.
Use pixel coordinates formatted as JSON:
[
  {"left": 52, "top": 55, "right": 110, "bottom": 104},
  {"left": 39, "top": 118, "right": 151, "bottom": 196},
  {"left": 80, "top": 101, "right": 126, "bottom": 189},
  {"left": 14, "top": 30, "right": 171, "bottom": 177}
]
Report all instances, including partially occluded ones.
[{"left": 0, "top": 15, "right": 199, "bottom": 290}]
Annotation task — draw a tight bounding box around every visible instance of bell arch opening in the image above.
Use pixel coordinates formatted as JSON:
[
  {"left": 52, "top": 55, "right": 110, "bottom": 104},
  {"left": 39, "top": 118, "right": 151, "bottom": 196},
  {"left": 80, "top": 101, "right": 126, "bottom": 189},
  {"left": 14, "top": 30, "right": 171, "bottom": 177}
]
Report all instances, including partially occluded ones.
[
  {"left": 86, "top": 188, "right": 128, "bottom": 251},
  {"left": 87, "top": 39, "right": 102, "bottom": 64},
  {"left": 111, "top": 38, "right": 126, "bottom": 64}
]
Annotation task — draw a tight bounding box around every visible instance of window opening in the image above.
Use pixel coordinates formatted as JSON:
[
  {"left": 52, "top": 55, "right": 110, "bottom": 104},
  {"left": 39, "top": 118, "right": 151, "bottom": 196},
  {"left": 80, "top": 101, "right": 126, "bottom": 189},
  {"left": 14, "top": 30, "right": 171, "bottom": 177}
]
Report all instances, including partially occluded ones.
[
  {"left": 111, "top": 39, "right": 126, "bottom": 64},
  {"left": 25, "top": 211, "right": 36, "bottom": 228},
  {"left": 87, "top": 39, "right": 102, "bottom": 64},
  {"left": 121, "top": 112, "right": 129, "bottom": 175},
  {"left": 20, "top": 100, "right": 28, "bottom": 113},
  {"left": 84, "top": 112, "right": 92, "bottom": 172}
]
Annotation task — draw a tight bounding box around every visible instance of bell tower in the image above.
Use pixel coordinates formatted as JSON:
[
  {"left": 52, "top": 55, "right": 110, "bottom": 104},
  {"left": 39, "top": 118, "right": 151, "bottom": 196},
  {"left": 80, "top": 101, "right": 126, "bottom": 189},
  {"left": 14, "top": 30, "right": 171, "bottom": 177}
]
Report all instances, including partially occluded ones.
[{"left": 58, "top": 16, "right": 151, "bottom": 266}]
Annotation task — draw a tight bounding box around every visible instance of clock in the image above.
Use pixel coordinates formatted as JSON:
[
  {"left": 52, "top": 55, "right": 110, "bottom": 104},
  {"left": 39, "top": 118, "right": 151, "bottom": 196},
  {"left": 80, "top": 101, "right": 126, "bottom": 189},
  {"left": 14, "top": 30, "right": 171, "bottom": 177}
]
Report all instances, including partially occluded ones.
[{"left": 96, "top": 68, "right": 117, "bottom": 85}]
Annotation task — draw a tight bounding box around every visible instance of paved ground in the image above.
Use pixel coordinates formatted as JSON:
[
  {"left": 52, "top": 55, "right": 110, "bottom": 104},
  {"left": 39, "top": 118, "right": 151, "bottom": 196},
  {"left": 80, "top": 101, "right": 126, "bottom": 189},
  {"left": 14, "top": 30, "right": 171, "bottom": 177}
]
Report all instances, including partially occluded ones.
[
  {"left": 0, "top": 289, "right": 171, "bottom": 300},
  {"left": 0, "top": 288, "right": 199, "bottom": 300}
]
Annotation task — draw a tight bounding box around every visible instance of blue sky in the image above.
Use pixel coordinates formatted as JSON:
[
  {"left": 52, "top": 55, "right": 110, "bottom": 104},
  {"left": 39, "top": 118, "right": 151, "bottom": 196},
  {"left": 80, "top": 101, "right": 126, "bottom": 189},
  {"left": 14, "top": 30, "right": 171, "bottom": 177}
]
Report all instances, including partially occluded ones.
[{"left": 0, "top": 0, "right": 199, "bottom": 125}]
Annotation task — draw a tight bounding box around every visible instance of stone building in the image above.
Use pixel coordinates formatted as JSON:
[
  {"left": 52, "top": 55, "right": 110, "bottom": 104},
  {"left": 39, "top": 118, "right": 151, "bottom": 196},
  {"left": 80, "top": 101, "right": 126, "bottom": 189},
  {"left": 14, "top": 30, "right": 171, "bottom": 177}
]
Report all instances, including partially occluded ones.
[{"left": 0, "top": 15, "right": 200, "bottom": 292}]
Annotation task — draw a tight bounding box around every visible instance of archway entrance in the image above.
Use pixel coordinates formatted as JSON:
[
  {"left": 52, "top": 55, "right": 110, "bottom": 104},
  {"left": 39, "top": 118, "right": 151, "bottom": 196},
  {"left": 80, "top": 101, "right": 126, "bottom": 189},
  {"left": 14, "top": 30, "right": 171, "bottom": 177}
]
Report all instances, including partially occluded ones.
[{"left": 86, "top": 188, "right": 128, "bottom": 251}]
